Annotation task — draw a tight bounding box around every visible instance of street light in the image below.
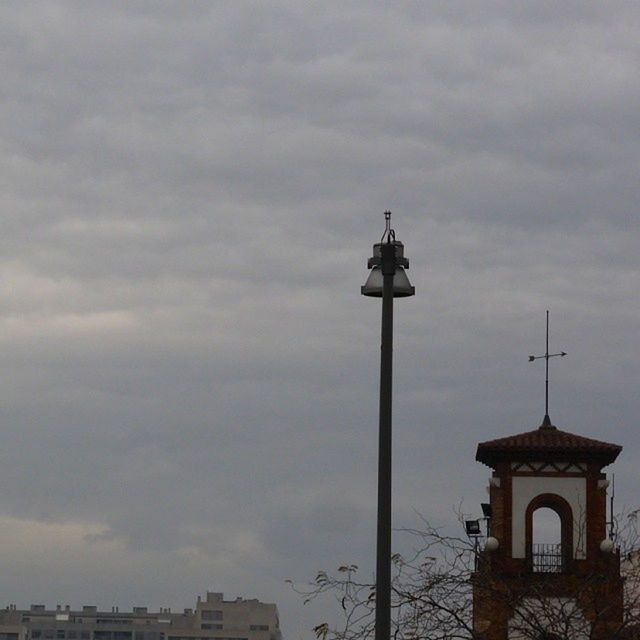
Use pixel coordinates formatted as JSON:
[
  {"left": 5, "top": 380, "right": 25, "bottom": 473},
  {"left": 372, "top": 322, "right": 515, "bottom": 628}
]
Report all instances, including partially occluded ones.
[
  {"left": 465, "top": 519, "right": 482, "bottom": 571},
  {"left": 362, "top": 211, "right": 415, "bottom": 640}
]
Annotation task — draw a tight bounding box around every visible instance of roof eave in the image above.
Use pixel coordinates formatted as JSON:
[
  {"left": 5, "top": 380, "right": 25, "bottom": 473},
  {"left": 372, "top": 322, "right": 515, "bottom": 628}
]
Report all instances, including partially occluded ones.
[{"left": 475, "top": 446, "right": 622, "bottom": 470}]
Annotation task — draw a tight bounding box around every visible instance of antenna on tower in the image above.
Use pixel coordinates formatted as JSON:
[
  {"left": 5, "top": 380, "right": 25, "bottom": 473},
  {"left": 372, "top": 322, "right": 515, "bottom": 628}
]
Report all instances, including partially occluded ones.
[
  {"left": 610, "top": 474, "right": 616, "bottom": 541},
  {"left": 528, "top": 310, "right": 567, "bottom": 427}
]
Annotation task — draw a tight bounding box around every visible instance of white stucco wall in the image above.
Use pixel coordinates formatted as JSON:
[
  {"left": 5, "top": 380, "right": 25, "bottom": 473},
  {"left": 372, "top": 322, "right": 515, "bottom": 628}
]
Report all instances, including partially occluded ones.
[{"left": 511, "top": 475, "right": 586, "bottom": 558}]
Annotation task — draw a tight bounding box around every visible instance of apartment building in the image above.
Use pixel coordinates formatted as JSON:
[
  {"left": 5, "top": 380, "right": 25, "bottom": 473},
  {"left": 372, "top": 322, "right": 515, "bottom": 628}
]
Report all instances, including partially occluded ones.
[{"left": 0, "top": 593, "right": 280, "bottom": 640}]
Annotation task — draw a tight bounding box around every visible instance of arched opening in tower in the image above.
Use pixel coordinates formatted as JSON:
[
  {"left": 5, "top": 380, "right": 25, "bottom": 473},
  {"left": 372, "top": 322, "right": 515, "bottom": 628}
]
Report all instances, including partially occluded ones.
[
  {"left": 532, "top": 506, "right": 563, "bottom": 572},
  {"left": 525, "top": 493, "right": 573, "bottom": 573}
]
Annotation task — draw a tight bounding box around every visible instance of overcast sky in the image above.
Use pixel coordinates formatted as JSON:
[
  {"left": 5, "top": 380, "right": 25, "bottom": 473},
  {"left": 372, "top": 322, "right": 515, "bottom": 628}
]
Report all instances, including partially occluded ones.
[{"left": 1, "top": 2, "right": 639, "bottom": 638}]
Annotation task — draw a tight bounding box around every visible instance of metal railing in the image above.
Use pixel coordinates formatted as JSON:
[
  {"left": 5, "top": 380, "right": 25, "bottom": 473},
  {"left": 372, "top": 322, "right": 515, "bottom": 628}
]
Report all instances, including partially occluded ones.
[{"left": 531, "top": 543, "right": 564, "bottom": 573}]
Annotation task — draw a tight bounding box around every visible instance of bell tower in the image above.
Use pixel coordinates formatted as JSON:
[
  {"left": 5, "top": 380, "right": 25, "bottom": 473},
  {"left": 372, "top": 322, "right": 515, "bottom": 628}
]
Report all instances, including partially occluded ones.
[{"left": 472, "top": 417, "right": 623, "bottom": 639}]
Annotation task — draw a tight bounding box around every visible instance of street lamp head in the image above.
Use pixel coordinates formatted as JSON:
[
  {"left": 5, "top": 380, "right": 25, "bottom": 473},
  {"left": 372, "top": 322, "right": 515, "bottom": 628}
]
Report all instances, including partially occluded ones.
[
  {"left": 465, "top": 520, "right": 482, "bottom": 536},
  {"left": 361, "top": 238, "right": 415, "bottom": 298},
  {"left": 361, "top": 264, "right": 415, "bottom": 298}
]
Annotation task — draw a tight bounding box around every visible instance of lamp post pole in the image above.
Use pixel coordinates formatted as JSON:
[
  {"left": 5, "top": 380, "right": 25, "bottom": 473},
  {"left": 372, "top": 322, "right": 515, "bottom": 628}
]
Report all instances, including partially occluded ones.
[
  {"left": 361, "top": 213, "right": 415, "bottom": 640},
  {"left": 376, "top": 241, "right": 395, "bottom": 640}
]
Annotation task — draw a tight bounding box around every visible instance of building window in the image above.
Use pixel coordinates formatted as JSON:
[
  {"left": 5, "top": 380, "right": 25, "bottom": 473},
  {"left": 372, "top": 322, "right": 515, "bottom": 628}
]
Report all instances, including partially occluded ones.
[
  {"left": 249, "top": 627, "right": 268, "bottom": 631},
  {"left": 201, "top": 626, "right": 222, "bottom": 631},
  {"left": 201, "top": 611, "right": 222, "bottom": 621}
]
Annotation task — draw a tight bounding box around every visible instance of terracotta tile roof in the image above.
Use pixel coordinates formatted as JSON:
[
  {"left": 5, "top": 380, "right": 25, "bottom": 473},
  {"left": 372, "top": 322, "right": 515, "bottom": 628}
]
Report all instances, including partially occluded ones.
[{"left": 476, "top": 417, "right": 622, "bottom": 468}]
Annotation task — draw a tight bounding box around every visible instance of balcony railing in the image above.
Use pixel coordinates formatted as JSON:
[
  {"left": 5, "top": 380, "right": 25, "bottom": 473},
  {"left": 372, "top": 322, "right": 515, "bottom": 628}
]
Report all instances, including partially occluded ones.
[{"left": 531, "top": 543, "right": 564, "bottom": 573}]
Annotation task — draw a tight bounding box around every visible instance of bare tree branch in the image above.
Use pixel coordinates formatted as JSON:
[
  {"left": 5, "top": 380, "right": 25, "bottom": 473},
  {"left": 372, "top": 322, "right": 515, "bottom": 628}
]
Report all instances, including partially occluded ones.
[{"left": 292, "top": 514, "right": 640, "bottom": 640}]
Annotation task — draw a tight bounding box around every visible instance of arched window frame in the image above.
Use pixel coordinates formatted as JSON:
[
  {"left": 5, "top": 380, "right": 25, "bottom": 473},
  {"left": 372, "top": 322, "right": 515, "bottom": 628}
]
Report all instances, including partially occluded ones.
[{"left": 525, "top": 493, "right": 573, "bottom": 573}]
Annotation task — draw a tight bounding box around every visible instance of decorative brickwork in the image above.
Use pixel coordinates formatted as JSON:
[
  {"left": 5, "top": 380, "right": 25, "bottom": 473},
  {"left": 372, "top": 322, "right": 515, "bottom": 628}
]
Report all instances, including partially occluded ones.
[{"left": 473, "top": 419, "right": 623, "bottom": 639}]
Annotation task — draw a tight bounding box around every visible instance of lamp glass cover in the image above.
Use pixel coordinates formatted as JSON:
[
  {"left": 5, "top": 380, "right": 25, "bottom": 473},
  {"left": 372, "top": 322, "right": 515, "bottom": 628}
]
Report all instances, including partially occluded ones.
[{"left": 361, "top": 266, "right": 415, "bottom": 298}]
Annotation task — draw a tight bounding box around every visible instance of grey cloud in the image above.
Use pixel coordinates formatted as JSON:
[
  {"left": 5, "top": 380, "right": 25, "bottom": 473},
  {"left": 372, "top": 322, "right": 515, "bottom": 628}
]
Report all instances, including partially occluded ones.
[{"left": 0, "top": 2, "right": 639, "bottom": 638}]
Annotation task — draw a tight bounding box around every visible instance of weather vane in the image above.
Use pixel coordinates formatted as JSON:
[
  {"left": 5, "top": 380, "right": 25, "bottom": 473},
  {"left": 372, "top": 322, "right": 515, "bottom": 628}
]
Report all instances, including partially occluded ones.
[{"left": 528, "top": 310, "right": 566, "bottom": 426}]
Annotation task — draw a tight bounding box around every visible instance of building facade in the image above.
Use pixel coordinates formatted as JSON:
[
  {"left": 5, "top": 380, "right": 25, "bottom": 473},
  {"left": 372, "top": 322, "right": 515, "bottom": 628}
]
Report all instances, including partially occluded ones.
[
  {"left": 0, "top": 593, "right": 280, "bottom": 640},
  {"left": 473, "top": 416, "right": 623, "bottom": 639}
]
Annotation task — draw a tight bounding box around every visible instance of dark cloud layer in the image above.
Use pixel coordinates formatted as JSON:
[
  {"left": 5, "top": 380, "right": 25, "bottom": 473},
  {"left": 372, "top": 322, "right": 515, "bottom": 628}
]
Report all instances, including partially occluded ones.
[{"left": 1, "top": 2, "right": 639, "bottom": 638}]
